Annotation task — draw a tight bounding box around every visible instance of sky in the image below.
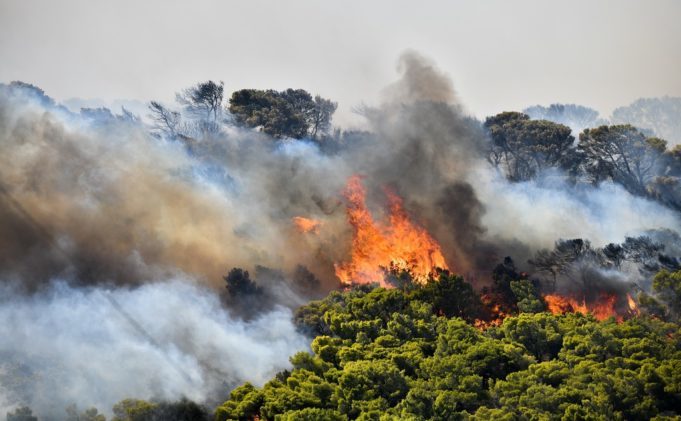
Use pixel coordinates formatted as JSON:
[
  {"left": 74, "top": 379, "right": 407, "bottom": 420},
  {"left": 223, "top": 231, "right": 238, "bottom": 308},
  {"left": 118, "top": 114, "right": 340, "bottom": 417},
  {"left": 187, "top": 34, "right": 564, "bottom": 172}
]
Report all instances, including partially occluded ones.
[{"left": 1, "top": 0, "right": 680, "bottom": 127}]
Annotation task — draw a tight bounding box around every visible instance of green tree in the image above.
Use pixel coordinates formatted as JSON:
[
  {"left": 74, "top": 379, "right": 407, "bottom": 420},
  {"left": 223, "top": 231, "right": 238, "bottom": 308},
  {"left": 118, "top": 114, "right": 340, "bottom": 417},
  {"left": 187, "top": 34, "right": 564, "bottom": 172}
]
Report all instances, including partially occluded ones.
[
  {"left": 229, "top": 89, "right": 336, "bottom": 139},
  {"left": 578, "top": 125, "right": 667, "bottom": 196},
  {"left": 484, "top": 112, "right": 578, "bottom": 181},
  {"left": 652, "top": 269, "right": 681, "bottom": 320}
]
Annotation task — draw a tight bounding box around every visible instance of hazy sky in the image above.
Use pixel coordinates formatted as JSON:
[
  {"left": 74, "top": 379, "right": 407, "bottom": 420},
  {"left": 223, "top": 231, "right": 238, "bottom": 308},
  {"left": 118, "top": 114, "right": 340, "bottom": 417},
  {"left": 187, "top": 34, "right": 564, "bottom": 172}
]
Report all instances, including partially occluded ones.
[{"left": 1, "top": 0, "right": 680, "bottom": 126}]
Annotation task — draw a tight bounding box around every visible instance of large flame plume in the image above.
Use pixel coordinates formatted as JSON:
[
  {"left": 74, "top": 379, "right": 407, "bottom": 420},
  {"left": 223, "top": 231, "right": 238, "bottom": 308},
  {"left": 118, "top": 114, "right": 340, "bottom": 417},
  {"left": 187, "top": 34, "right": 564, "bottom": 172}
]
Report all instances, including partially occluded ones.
[{"left": 334, "top": 175, "right": 448, "bottom": 286}]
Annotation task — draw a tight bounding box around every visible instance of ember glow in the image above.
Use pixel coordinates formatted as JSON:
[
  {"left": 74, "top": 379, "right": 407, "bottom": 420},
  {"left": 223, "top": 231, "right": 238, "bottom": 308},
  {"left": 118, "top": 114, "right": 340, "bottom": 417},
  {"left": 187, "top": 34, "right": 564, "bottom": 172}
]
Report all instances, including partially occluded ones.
[
  {"left": 334, "top": 175, "right": 448, "bottom": 286},
  {"left": 292, "top": 216, "right": 322, "bottom": 234}
]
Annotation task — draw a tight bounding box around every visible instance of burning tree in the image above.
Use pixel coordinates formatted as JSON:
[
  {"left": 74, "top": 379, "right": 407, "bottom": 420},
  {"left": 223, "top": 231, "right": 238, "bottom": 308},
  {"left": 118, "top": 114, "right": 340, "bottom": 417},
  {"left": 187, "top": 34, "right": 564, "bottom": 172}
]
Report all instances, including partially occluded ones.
[{"left": 333, "top": 175, "right": 448, "bottom": 287}]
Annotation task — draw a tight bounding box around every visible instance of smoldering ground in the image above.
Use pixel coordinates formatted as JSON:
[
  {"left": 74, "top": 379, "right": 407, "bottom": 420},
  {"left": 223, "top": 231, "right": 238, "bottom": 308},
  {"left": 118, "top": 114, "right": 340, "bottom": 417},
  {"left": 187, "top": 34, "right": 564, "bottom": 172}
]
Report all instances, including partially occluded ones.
[{"left": 1, "top": 51, "right": 680, "bottom": 418}]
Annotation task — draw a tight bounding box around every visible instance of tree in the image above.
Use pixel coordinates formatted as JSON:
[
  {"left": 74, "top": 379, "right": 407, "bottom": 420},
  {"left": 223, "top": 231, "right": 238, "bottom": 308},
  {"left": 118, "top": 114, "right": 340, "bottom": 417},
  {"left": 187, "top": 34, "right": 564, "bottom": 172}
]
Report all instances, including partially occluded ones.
[
  {"left": 229, "top": 89, "right": 306, "bottom": 138},
  {"left": 216, "top": 275, "right": 681, "bottom": 419},
  {"left": 223, "top": 267, "right": 263, "bottom": 298},
  {"left": 484, "top": 112, "right": 578, "bottom": 181},
  {"left": 652, "top": 269, "right": 681, "bottom": 320},
  {"left": 112, "top": 399, "right": 158, "bottom": 421},
  {"left": 649, "top": 176, "right": 681, "bottom": 212},
  {"left": 112, "top": 398, "right": 208, "bottom": 421},
  {"left": 510, "top": 279, "right": 544, "bottom": 313},
  {"left": 524, "top": 103, "right": 606, "bottom": 134},
  {"left": 176, "top": 80, "right": 224, "bottom": 122},
  {"left": 228, "top": 89, "right": 336, "bottom": 139},
  {"left": 65, "top": 404, "right": 106, "bottom": 421},
  {"left": 578, "top": 125, "right": 667, "bottom": 196},
  {"left": 6, "top": 407, "right": 38, "bottom": 421},
  {"left": 148, "top": 101, "right": 182, "bottom": 138},
  {"left": 309, "top": 95, "right": 338, "bottom": 140},
  {"left": 612, "top": 97, "right": 681, "bottom": 145}
]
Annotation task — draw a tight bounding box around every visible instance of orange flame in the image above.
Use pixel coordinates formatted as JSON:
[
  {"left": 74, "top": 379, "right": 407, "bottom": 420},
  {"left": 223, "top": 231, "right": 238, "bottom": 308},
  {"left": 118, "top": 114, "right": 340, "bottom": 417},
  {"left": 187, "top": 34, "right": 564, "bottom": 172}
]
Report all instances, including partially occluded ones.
[
  {"left": 544, "top": 292, "right": 622, "bottom": 321},
  {"left": 627, "top": 293, "right": 639, "bottom": 315},
  {"left": 334, "top": 175, "right": 448, "bottom": 286},
  {"left": 292, "top": 216, "right": 322, "bottom": 234}
]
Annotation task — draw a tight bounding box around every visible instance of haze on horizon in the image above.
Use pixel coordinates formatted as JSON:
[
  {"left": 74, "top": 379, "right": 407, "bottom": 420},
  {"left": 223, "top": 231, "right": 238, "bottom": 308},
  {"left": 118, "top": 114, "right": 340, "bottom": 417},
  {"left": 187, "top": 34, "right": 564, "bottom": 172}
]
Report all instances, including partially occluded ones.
[{"left": 1, "top": 0, "right": 680, "bottom": 127}]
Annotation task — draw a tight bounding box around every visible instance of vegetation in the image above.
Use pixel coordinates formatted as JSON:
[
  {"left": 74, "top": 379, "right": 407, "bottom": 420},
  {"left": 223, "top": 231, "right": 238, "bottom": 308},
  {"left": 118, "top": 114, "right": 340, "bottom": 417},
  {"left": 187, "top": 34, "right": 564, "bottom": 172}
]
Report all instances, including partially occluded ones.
[
  {"left": 215, "top": 270, "right": 681, "bottom": 420},
  {"left": 579, "top": 125, "right": 668, "bottom": 196},
  {"left": 484, "top": 112, "right": 580, "bottom": 181},
  {"left": 229, "top": 88, "right": 337, "bottom": 139},
  {"left": 524, "top": 103, "right": 606, "bottom": 135},
  {"left": 484, "top": 111, "right": 681, "bottom": 212},
  {"left": 612, "top": 97, "right": 681, "bottom": 144}
]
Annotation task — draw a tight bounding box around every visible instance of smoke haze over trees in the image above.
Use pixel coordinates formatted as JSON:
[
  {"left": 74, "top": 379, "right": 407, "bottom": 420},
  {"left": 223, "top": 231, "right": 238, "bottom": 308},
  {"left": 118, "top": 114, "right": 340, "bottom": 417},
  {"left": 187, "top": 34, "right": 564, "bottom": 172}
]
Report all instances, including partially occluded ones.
[{"left": 1, "top": 50, "right": 681, "bottom": 420}]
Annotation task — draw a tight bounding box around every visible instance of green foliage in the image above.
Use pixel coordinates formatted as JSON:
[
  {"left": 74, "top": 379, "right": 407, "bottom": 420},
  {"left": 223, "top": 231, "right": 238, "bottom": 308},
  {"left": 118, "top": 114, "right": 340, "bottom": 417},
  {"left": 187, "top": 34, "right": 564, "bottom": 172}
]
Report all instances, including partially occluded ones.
[
  {"left": 112, "top": 399, "right": 158, "bottom": 421},
  {"left": 652, "top": 269, "right": 681, "bottom": 320},
  {"left": 275, "top": 408, "right": 347, "bottom": 421},
  {"left": 579, "top": 124, "right": 666, "bottom": 196},
  {"left": 217, "top": 272, "right": 681, "bottom": 420},
  {"left": 484, "top": 112, "right": 578, "bottom": 181},
  {"left": 228, "top": 89, "right": 337, "bottom": 139},
  {"left": 510, "top": 279, "right": 545, "bottom": 313},
  {"left": 112, "top": 397, "right": 209, "bottom": 421}
]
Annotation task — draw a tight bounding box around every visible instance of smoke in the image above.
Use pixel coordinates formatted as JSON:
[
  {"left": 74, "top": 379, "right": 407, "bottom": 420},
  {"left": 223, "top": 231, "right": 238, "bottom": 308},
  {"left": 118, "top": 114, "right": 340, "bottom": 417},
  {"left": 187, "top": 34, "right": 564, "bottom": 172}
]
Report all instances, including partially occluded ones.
[
  {"left": 2, "top": 50, "right": 681, "bottom": 417},
  {"left": 383, "top": 50, "right": 458, "bottom": 105},
  {"left": 0, "top": 279, "right": 308, "bottom": 419},
  {"left": 476, "top": 170, "right": 681, "bottom": 252},
  {"left": 0, "top": 83, "right": 347, "bottom": 291}
]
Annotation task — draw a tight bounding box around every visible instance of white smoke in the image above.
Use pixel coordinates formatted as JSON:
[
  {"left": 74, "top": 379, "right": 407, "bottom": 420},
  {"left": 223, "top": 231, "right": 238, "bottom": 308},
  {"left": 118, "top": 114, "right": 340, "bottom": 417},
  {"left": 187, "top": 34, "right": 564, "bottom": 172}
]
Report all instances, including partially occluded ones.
[
  {"left": 475, "top": 168, "right": 681, "bottom": 250},
  {"left": 0, "top": 279, "right": 308, "bottom": 418}
]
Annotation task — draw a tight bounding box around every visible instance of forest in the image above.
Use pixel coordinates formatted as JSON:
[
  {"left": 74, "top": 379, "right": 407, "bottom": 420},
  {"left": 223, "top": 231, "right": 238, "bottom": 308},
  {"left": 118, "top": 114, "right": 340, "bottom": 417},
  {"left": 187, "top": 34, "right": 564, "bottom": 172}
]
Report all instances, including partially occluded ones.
[{"left": 1, "top": 69, "right": 681, "bottom": 421}]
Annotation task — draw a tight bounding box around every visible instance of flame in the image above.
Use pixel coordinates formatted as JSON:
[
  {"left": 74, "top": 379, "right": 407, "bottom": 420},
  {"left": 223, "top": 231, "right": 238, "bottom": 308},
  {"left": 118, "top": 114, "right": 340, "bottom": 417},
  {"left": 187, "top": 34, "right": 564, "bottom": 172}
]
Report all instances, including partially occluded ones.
[
  {"left": 627, "top": 293, "right": 639, "bottom": 315},
  {"left": 474, "top": 292, "right": 510, "bottom": 329},
  {"left": 544, "top": 292, "right": 622, "bottom": 321},
  {"left": 334, "top": 175, "right": 448, "bottom": 286},
  {"left": 292, "top": 216, "right": 322, "bottom": 234}
]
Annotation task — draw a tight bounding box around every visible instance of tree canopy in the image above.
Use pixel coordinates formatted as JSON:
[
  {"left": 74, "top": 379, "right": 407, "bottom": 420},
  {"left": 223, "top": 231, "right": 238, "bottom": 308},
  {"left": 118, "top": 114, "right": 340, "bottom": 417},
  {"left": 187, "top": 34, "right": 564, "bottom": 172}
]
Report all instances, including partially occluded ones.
[
  {"left": 578, "top": 124, "right": 667, "bottom": 196},
  {"left": 524, "top": 103, "right": 606, "bottom": 134},
  {"left": 484, "top": 112, "right": 578, "bottom": 181},
  {"left": 612, "top": 97, "right": 681, "bottom": 145},
  {"left": 229, "top": 88, "right": 337, "bottom": 139},
  {"left": 215, "top": 270, "right": 681, "bottom": 420}
]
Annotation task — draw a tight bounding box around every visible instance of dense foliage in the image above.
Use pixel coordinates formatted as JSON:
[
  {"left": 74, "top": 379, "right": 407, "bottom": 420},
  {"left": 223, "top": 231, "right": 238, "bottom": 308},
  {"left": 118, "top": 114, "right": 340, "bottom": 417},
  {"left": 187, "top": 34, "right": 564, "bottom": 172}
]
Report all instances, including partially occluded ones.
[
  {"left": 484, "top": 112, "right": 579, "bottom": 181},
  {"left": 215, "top": 271, "right": 681, "bottom": 420},
  {"left": 229, "top": 89, "right": 337, "bottom": 139}
]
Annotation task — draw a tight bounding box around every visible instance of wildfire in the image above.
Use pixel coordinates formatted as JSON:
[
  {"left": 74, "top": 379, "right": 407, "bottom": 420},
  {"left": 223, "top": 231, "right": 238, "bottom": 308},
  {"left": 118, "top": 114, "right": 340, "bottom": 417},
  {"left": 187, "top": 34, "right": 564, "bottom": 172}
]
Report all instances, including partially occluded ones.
[
  {"left": 292, "top": 216, "right": 322, "bottom": 234},
  {"left": 544, "top": 292, "right": 625, "bottom": 321},
  {"left": 334, "top": 175, "right": 448, "bottom": 286},
  {"left": 627, "top": 293, "right": 639, "bottom": 315}
]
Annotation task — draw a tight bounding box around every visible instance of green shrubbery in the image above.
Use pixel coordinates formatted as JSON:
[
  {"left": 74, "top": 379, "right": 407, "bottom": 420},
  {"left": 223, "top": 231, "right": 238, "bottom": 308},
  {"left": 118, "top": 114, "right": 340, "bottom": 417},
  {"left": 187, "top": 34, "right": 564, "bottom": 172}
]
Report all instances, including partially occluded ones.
[{"left": 216, "top": 271, "right": 681, "bottom": 420}]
